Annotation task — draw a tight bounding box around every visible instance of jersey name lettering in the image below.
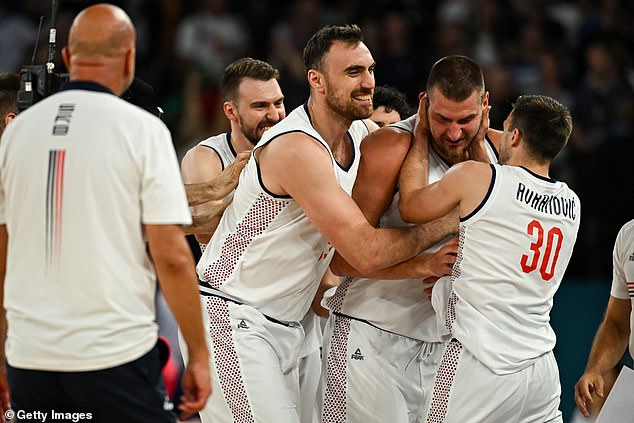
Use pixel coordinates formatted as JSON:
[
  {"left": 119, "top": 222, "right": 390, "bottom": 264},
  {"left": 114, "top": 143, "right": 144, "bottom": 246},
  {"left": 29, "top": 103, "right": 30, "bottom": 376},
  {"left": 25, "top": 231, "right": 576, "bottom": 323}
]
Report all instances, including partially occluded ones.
[{"left": 515, "top": 182, "right": 577, "bottom": 220}]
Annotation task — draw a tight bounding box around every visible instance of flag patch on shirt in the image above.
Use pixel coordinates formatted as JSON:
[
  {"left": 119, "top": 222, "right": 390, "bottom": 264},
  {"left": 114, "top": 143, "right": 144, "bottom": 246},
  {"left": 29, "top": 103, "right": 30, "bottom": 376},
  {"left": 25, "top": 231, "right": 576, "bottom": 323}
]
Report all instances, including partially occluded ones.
[{"left": 627, "top": 281, "right": 634, "bottom": 297}]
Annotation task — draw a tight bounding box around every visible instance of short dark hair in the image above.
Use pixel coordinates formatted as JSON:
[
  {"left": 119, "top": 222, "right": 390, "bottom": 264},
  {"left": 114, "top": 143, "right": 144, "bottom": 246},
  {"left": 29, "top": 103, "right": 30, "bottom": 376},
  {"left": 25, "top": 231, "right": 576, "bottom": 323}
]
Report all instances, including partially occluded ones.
[
  {"left": 509, "top": 95, "right": 573, "bottom": 162},
  {"left": 373, "top": 85, "right": 411, "bottom": 118},
  {"left": 0, "top": 72, "right": 19, "bottom": 117},
  {"left": 303, "top": 24, "right": 364, "bottom": 73},
  {"left": 221, "top": 58, "right": 280, "bottom": 102},
  {"left": 0, "top": 72, "right": 19, "bottom": 134},
  {"left": 426, "top": 55, "right": 484, "bottom": 102}
]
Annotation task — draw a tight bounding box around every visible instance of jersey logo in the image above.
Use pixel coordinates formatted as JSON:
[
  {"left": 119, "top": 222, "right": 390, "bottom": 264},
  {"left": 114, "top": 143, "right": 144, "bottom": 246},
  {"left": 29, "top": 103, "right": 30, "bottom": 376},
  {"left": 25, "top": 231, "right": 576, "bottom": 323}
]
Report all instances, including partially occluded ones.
[
  {"left": 52, "top": 104, "right": 75, "bottom": 136},
  {"left": 629, "top": 253, "right": 634, "bottom": 262},
  {"left": 237, "top": 320, "right": 249, "bottom": 329},
  {"left": 351, "top": 348, "right": 364, "bottom": 361}
]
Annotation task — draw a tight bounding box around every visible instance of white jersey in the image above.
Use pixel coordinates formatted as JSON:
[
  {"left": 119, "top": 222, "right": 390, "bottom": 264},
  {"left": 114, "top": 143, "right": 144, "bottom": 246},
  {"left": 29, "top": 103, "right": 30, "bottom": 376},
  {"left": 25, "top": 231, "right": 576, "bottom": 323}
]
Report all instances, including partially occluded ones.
[
  {"left": 0, "top": 81, "right": 191, "bottom": 371},
  {"left": 195, "top": 132, "right": 238, "bottom": 253},
  {"left": 326, "top": 114, "right": 498, "bottom": 340},
  {"left": 609, "top": 219, "right": 634, "bottom": 358},
  {"left": 449, "top": 164, "right": 580, "bottom": 374},
  {"left": 197, "top": 131, "right": 237, "bottom": 170},
  {"left": 197, "top": 104, "right": 367, "bottom": 322}
]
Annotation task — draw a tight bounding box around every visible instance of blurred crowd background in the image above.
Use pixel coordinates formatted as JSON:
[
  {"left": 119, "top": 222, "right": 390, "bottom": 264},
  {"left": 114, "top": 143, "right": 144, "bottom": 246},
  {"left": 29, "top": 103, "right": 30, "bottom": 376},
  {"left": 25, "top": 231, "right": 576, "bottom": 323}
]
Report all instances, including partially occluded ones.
[{"left": 1, "top": 0, "right": 632, "bottom": 278}]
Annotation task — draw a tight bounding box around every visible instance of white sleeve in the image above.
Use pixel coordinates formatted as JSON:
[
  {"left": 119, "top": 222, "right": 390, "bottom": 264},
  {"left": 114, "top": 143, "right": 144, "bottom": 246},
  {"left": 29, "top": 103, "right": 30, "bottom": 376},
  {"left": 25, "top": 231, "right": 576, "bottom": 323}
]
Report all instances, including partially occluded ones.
[
  {"left": 610, "top": 223, "right": 630, "bottom": 300},
  {"left": 140, "top": 121, "right": 192, "bottom": 225}
]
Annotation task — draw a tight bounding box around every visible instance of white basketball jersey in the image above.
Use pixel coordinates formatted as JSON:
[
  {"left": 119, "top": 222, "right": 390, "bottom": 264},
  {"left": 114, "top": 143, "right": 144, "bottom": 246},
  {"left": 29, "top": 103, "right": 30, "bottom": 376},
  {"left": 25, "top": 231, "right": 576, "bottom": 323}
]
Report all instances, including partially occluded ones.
[
  {"left": 326, "top": 115, "right": 498, "bottom": 340},
  {"left": 197, "top": 104, "right": 366, "bottom": 322},
  {"left": 197, "top": 131, "right": 237, "bottom": 170},
  {"left": 609, "top": 219, "right": 634, "bottom": 358},
  {"left": 449, "top": 164, "right": 580, "bottom": 374}
]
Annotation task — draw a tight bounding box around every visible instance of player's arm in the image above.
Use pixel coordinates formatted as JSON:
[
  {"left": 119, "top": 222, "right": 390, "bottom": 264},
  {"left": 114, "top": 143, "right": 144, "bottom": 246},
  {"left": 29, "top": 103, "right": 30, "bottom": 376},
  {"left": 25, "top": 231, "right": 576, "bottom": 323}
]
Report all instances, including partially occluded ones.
[
  {"left": 181, "top": 147, "right": 248, "bottom": 243},
  {"left": 145, "top": 224, "right": 211, "bottom": 419},
  {"left": 183, "top": 148, "right": 250, "bottom": 206},
  {"left": 329, "top": 126, "right": 457, "bottom": 278},
  {"left": 400, "top": 160, "right": 491, "bottom": 224},
  {"left": 0, "top": 225, "right": 10, "bottom": 417},
  {"left": 311, "top": 269, "right": 340, "bottom": 318},
  {"left": 465, "top": 92, "right": 494, "bottom": 162},
  {"left": 574, "top": 296, "right": 631, "bottom": 417},
  {"left": 486, "top": 128, "right": 502, "bottom": 152},
  {"left": 259, "top": 134, "right": 428, "bottom": 275}
]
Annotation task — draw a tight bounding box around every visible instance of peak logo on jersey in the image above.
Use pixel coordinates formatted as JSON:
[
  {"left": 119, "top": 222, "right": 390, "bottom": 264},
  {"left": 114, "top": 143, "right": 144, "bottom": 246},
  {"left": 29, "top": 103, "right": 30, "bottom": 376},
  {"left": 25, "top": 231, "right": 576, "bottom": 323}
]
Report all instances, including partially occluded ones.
[
  {"left": 351, "top": 348, "right": 364, "bottom": 361},
  {"left": 237, "top": 320, "right": 249, "bottom": 329},
  {"left": 53, "top": 104, "right": 75, "bottom": 136}
]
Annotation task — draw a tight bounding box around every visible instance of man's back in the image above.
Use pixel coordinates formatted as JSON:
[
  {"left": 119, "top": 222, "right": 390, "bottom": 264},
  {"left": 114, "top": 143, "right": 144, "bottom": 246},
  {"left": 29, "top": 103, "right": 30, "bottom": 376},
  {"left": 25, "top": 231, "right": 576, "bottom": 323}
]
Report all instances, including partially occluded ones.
[
  {"left": 450, "top": 164, "right": 580, "bottom": 374},
  {"left": 0, "top": 82, "right": 190, "bottom": 371}
]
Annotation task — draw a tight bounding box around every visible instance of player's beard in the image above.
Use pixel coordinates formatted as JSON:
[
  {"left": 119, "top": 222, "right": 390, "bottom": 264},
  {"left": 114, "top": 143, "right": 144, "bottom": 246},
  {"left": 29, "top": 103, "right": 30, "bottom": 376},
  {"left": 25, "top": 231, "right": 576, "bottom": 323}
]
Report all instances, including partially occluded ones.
[
  {"left": 324, "top": 84, "right": 373, "bottom": 121},
  {"left": 238, "top": 116, "right": 279, "bottom": 146}
]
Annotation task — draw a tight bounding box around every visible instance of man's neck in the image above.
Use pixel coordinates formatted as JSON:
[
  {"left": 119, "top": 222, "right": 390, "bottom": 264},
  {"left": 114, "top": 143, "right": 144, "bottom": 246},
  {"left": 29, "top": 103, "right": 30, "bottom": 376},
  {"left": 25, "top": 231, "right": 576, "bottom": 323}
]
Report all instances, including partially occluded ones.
[
  {"left": 229, "top": 124, "right": 255, "bottom": 154},
  {"left": 507, "top": 156, "right": 551, "bottom": 178},
  {"left": 306, "top": 97, "right": 352, "bottom": 149}
]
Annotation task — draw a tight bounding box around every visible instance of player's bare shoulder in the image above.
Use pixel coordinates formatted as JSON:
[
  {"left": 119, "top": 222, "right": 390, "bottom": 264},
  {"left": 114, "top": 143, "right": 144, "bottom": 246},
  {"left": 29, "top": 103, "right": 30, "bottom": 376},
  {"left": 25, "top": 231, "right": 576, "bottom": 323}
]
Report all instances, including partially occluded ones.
[
  {"left": 181, "top": 145, "right": 224, "bottom": 182},
  {"left": 361, "top": 124, "right": 412, "bottom": 157}
]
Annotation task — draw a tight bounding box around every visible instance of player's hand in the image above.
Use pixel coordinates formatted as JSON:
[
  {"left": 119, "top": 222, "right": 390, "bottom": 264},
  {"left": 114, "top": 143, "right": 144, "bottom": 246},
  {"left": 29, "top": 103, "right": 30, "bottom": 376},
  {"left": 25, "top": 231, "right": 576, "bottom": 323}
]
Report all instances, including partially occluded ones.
[
  {"left": 189, "top": 197, "right": 232, "bottom": 234},
  {"left": 466, "top": 92, "right": 491, "bottom": 163},
  {"left": 215, "top": 150, "right": 251, "bottom": 198},
  {"left": 429, "top": 237, "right": 458, "bottom": 276},
  {"left": 413, "top": 92, "right": 431, "bottom": 149},
  {"left": 421, "top": 276, "right": 440, "bottom": 302},
  {"left": 178, "top": 358, "right": 212, "bottom": 420},
  {"left": 414, "top": 237, "right": 458, "bottom": 277},
  {"left": 574, "top": 370, "right": 605, "bottom": 417}
]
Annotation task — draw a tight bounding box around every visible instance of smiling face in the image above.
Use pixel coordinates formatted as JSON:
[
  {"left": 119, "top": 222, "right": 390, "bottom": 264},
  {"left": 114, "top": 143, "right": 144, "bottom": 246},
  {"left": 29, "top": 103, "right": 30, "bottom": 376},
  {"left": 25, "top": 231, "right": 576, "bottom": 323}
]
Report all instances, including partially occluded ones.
[
  {"left": 427, "top": 87, "right": 483, "bottom": 164},
  {"left": 231, "top": 77, "right": 285, "bottom": 145},
  {"left": 320, "top": 40, "right": 375, "bottom": 121}
]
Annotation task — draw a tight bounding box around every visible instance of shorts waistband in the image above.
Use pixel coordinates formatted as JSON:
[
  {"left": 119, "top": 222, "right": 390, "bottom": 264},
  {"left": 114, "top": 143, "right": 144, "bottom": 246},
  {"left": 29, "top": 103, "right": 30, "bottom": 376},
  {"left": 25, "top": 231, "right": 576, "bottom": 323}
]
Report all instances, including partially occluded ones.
[
  {"left": 199, "top": 281, "right": 298, "bottom": 328},
  {"left": 332, "top": 311, "right": 443, "bottom": 344}
]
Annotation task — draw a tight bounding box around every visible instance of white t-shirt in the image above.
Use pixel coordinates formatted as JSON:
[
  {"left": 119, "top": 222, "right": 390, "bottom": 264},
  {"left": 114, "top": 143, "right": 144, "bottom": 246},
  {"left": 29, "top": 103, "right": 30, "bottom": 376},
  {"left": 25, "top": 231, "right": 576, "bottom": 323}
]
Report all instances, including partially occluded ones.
[
  {"left": 609, "top": 219, "right": 634, "bottom": 358},
  {"left": 326, "top": 115, "right": 498, "bottom": 340},
  {"left": 449, "top": 164, "right": 580, "bottom": 374},
  {"left": 197, "top": 104, "right": 366, "bottom": 322},
  {"left": 0, "top": 81, "right": 191, "bottom": 371}
]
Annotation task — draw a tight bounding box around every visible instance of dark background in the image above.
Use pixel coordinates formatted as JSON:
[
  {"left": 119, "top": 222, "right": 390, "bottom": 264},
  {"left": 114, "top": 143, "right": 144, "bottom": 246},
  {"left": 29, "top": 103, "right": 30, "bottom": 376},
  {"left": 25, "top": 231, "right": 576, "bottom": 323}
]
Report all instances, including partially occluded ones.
[{"left": 1, "top": 1, "right": 632, "bottom": 420}]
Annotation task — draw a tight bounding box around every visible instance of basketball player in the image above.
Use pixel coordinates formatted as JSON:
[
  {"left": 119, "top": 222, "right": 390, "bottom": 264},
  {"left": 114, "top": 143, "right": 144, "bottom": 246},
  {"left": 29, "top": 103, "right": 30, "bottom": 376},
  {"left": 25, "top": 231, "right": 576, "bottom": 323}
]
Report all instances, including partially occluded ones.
[
  {"left": 370, "top": 84, "right": 411, "bottom": 127},
  {"left": 399, "top": 94, "right": 579, "bottom": 422},
  {"left": 574, "top": 219, "right": 634, "bottom": 418},
  {"left": 0, "top": 72, "right": 18, "bottom": 136},
  {"left": 319, "top": 55, "right": 497, "bottom": 423},
  {"left": 181, "top": 57, "right": 285, "bottom": 244},
  {"left": 194, "top": 24, "right": 456, "bottom": 423}
]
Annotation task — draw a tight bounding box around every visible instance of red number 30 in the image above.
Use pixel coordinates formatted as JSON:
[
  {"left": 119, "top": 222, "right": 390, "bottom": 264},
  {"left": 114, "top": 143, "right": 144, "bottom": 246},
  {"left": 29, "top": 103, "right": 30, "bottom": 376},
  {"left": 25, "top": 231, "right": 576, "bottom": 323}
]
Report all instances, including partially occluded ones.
[{"left": 520, "top": 220, "right": 564, "bottom": 281}]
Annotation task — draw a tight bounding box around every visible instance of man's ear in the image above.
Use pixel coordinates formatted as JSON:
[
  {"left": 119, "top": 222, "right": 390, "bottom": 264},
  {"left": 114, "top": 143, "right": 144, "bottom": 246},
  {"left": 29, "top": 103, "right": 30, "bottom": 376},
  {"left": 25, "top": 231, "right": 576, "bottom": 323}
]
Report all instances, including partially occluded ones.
[
  {"left": 124, "top": 48, "right": 135, "bottom": 80},
  {"left": 4, "top": 112, "right": 16, "bottom": 128},
  {"left": 62, "top": 47, "right": 71, "bottom": 71},
  {"left": 223, "top": 101, "right": 238, "bottom": 122},
  {"left": 307, "top": 69, "right": 324, "bottom": 93},
  {"left": 510, "top": 128, "right": 522, "bottom": 147}
]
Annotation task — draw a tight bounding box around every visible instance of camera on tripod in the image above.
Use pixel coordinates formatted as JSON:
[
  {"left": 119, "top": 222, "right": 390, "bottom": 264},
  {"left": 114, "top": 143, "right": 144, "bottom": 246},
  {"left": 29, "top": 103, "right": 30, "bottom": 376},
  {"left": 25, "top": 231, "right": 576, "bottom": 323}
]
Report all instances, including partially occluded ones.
[{"left": 17, "top": 0, "right": 163, "bottom": 119}]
